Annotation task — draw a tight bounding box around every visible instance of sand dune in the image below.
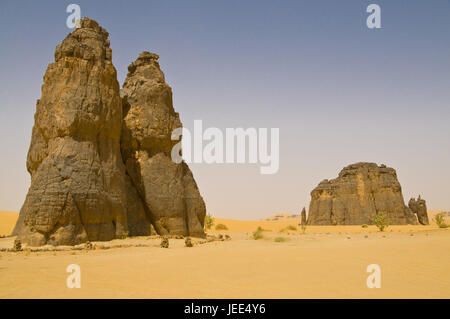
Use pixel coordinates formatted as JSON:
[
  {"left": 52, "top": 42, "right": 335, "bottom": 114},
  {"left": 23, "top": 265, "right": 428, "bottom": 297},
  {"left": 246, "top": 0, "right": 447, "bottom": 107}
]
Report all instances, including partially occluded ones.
[
  {"left": 0, "top": 211, "right": 449, "bottom": 298},
  {"left": 0, "top": 211, "right": 18, "bottom": 236}
]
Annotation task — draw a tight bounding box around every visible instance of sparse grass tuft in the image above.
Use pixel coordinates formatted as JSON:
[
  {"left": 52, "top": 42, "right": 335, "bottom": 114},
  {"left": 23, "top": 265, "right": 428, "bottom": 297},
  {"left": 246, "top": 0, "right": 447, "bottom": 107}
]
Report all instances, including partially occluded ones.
[
  {"left": 274, "top": 237, "right": 287, "bottom": 242},
  {"left": 301, "top": 223, "right": 307, "bottom": 234},
  {"left": 119, "top": 231, "right": 129, "bottom": 240},
  {"left": 204, "top": 213, "right": 214, "bottom": 230},
  {"left": 362, "top": 224, "right": 368, "bottom": 228},
  {"left": 252, "top": 227, "right": 264, "bottom": 240},
  {"left": 433, "top": 213, "right": 449, "bottom": 228}
]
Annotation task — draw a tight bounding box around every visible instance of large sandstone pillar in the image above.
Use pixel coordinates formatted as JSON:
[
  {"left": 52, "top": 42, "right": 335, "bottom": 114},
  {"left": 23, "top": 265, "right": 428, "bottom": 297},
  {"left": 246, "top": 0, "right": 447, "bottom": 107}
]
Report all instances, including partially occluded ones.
[
  {"left": 13, "top": 18, "right": 151, "bottom": 246},
  {"left": 121, "top": 52, "right": 206, "bottom": 238}
]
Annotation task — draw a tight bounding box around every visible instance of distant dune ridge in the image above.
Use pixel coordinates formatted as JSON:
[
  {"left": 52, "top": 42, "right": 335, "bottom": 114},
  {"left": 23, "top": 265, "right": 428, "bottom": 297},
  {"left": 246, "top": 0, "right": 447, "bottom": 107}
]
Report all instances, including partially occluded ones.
[
  {"left": 12, "top": 18, "right": 205, "bottom": 246},
  {"left": 307, "top": 162, "right": 428, "bottom": 225}
]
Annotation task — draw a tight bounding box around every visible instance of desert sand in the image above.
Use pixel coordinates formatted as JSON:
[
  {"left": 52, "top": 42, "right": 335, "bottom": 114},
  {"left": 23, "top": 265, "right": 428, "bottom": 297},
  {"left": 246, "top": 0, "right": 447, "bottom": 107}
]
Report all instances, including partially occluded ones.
[{"left": 0, "top": 211, "right": 449, "bottom": 299}]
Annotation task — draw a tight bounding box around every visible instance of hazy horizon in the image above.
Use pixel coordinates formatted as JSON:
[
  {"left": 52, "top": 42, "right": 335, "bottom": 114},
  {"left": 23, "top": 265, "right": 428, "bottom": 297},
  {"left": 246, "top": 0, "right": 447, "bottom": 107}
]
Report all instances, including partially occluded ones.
[{"left": 1, "top": 0, "right": 449, "bottom": 219}]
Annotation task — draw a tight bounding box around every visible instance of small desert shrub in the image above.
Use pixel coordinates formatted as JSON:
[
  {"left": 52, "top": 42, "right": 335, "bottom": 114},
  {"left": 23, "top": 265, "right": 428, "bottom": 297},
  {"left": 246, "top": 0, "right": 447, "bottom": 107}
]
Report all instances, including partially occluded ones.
[
  {"left": 204, "top": 213, "right": 214, "bottom": 230},
  {"left": 119, "top": 231, "right": 129, "bottom": 239},
  {"left": 301, "top": 224, "right": 307, "bottom": 234},
  {"left": 215, "top": 223, "right": 228, "bottom": 231},
  {"left": 433, "top": 213, "right": 449, "bottom": 228},
  {"left": 371, "top": 212, "right": 390, "bottom": 232},
  {"left": 280, "top": 225, "right": 297, "bottom": 232},
  {"left": 362, "top": 224, "right": 368, "bottom": 228},
  {"left": 274, "top": 237, "right": 287, "bottom": 242},
  {"left": 252, "top": 227, "right": 264, "bottom": 240}
]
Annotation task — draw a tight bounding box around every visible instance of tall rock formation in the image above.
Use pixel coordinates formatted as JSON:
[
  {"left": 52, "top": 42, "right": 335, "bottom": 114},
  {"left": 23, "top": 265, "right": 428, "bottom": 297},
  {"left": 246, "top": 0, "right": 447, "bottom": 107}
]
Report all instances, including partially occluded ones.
[
  {"left": 307, "top": 162, "right": 418, "bottom": 225},
  {"left": 408, "top": 196, "right": 429, "bottom": 225},
  {"left": 300, "top": 207, "right": 307, "bottom": 225},
  {"left": 121, "top": 52, "right": 206, "bottom": 238},
  {"left": 12, "top": 18, "right": 152, "bottom": 246}
]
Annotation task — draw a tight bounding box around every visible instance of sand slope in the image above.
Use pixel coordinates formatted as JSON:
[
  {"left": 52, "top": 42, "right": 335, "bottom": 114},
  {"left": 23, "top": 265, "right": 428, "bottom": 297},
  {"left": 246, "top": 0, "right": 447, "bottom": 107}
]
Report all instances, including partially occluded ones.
[
  {"left": 0, "top": 211, "right": 18, "bottom": 236},
  {"left": 0, "top": 212, "right": 449, "bottom": 298}
]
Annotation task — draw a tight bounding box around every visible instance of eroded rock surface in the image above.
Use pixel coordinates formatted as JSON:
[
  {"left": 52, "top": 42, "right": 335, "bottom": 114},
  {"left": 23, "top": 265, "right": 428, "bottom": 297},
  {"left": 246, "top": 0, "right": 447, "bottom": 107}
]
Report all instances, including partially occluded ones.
[
  {"left": 12, "top": 18, "right": 152, "bottom": 246},
  {"left": 408, "top": 196, "right": 429, "bottom": 225},
  {"left": 307, "top": 163, "right": 418, "bottom": 225},
  {"left": 121, "top": 52, "right": 206, "bottom": 237}
]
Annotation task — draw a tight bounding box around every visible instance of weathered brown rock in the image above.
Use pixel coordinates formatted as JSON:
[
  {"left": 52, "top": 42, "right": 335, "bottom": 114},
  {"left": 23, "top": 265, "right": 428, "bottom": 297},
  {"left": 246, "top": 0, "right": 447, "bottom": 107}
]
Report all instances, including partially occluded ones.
[
  {"left": 121, "top": 52, "right": 206, "bottom": 238},
  {"left": 12, "top": 18, "right": 152, "bottom": 246},
  {"left": 185, "top": 237, "right": 193, "bottom": 247},
  {"left": 160, "top": 236, "right": 169, "bottom": 248},
  {"left": 307, "top": 162, "right": 418, "bottom": 225},
  {"left": 408, "top": 196, "right": 429, "bottom": 225},
  {"left": 300, "top": 207, "right": 307, "bottom": 225},
  {"left": 13, "top": 239, "right": 22, "bottom": 252}
]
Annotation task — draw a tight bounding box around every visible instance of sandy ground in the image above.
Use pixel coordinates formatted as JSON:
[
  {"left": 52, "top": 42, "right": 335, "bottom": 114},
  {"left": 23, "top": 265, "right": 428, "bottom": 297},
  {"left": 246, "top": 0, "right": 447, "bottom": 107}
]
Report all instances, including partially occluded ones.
[
  {"left": 0, "top": 211, "right": 449, "bottom": 298},
  {"left": 0, "top": 211, "right": 18, "bottom": 236}
]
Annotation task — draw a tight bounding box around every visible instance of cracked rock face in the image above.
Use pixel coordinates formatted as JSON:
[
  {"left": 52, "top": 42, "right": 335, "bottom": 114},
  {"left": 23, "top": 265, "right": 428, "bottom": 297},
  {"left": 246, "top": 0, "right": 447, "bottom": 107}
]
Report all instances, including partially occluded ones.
[
  {"left": 12, "top": 18, "right": 152, "bottom": 246},
  {"left": 307, "top": 162, "right": 418, "bottom": 225},
  {"left": 121, "top": 52, "right": 206, "bottom": 238},
  {"left": 408, "top": 196, "right": 429, "bottom": 225}
]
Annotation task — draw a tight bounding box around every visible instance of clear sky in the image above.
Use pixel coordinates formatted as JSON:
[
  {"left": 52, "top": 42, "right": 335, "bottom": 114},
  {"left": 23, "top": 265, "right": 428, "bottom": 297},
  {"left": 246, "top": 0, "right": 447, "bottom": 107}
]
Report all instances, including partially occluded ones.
[{"left": 0, "top": 0, "right": 449, "bottom": 219}]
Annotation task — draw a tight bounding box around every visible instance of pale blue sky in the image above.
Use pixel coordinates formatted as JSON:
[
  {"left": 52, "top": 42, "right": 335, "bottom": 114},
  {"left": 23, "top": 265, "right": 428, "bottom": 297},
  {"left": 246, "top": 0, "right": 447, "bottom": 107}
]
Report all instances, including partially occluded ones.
[{"left": 0, "top": 1, "right": 449, "bottom": 219}]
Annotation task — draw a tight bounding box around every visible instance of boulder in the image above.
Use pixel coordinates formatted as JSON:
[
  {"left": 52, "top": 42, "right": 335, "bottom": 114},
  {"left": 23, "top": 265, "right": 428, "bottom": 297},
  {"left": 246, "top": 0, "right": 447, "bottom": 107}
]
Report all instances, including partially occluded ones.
[
  {"left": 121, "top": 52, "right": 206, "bottom": 238},
  {"left": 185, "top": 237, "right": 193, "bottom": 247},
  {"left": 12, "top": 18, "right": 152, "bottom": 246},
  {"left": 160, "top": 236, "right": 169, "bottom": 248},
  {"left": 307, "top": 162, "right": 418, "bottom": 225},
  {"left": 13, "top": 239, "right": 22, "bottom": 252}
]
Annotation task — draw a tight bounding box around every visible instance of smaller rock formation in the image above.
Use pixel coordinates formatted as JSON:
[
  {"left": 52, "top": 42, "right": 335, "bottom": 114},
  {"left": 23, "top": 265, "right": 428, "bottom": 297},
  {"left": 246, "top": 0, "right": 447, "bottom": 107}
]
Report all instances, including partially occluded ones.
[
  {"left": 300, "top": 207, "right": 307, "bottom": 225},
  {"left": 307, "top": 162, "right": 419, "bottom": 225},
  {"left": 408, "top": 196, "right": 429, "bottom": 225}
]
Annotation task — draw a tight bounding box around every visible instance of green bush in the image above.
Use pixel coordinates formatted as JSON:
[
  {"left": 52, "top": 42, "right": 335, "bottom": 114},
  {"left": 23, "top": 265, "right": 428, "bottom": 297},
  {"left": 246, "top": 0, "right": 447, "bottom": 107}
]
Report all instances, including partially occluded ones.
[
  {"left": 119, "top": 231, "right": 129, "bottom": 240},
  {"left": 252, "top": 227, "right": 264, "bottom": 240},
  {"left": 215, "top": 223, "right": 228, "bottom": 230},
  {"left": 274, "top": 237, "right": 287, "bottom": 242},
  {"left": 362, "top": 224, "right": 368, "bottom": 228},
  {"left": 204, "top": 213, "right": 214, "bottom": 230},
  {"left": 433, "top": 213, "right": 449, "bottom": 228},
  {"left": 371, "top": 212, "right": 390, "bottom": 232},
  {"left": 301, "top": 223, "right": 307, "bottom": 234}
]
